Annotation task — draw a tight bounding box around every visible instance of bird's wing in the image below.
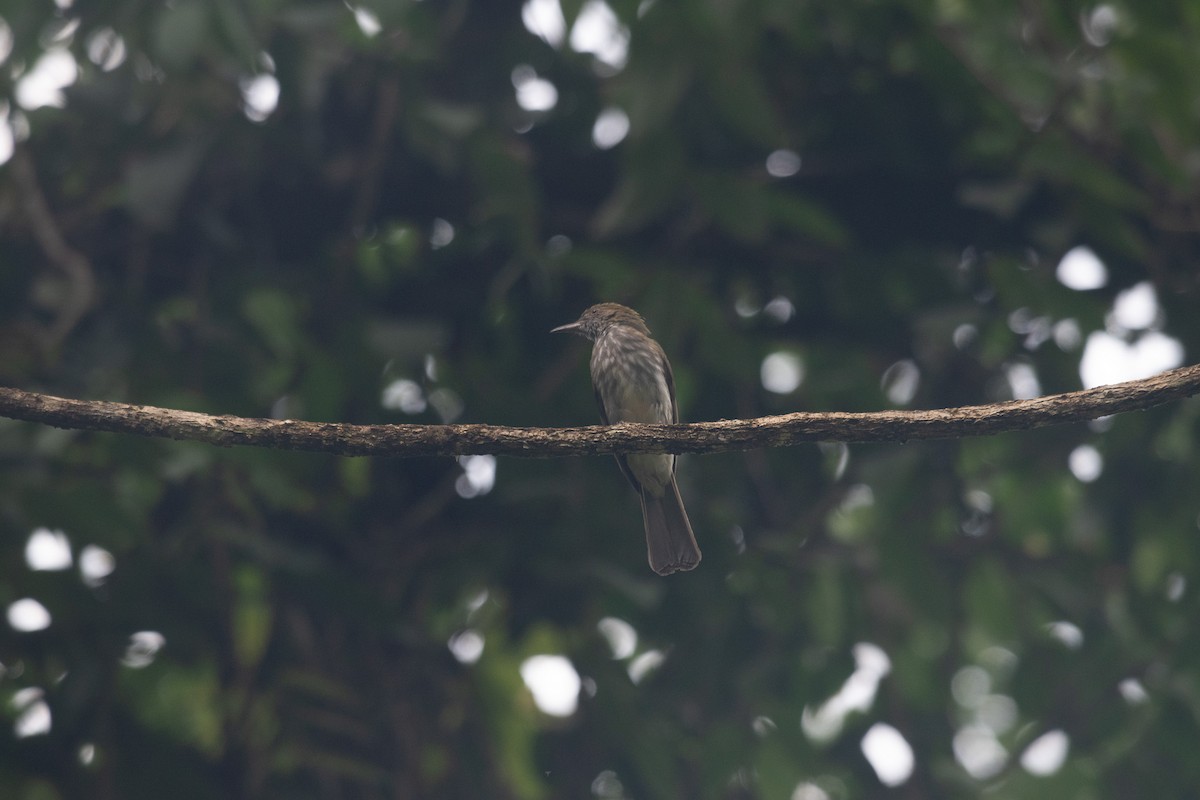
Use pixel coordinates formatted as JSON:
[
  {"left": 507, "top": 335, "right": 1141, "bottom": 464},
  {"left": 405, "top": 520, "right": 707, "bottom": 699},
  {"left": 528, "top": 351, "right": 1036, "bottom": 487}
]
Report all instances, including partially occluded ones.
[
  {"left": 659, "top": 347, "right": 680, "bottom": 475},
  {"left": 659, "top": 347, "right": 679, "bottom": 424},
  {"left": 595, "top": 385, "right": 642, "bottom": 492}
]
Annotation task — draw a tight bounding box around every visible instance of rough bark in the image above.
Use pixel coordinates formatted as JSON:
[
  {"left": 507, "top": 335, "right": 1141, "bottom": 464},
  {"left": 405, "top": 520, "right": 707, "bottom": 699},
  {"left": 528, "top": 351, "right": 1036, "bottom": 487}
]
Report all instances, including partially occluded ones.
[{"left": 1, "top": 364, "right": 1198, "bottom": 457}]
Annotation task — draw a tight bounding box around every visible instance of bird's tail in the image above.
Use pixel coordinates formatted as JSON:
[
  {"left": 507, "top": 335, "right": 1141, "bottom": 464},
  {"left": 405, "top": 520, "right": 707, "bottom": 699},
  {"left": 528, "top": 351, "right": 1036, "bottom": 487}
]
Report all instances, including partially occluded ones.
[{"left": 641, "top": 478, "right": 701, "bottom": 575}]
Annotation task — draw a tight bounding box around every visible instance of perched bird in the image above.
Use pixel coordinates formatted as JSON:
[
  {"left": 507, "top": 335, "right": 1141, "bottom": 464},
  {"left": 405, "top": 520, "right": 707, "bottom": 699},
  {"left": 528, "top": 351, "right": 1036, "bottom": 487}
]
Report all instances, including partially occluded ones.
[{"left": 552, "top": 303, "right": 701, "bottom": 575}]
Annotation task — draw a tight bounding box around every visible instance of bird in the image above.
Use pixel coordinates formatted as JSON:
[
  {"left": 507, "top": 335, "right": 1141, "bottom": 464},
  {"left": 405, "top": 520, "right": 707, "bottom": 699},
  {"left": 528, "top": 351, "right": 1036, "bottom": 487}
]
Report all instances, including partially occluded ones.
[{"left": 552, "top": 303, "right": 701, "bottom": 575}]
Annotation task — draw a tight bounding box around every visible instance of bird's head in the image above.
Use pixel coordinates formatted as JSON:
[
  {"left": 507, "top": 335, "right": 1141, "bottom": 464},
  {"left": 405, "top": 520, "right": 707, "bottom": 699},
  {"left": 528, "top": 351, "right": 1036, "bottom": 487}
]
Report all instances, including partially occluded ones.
[{"left": 551, "top": 303, "right": 651, "bottom": 341}]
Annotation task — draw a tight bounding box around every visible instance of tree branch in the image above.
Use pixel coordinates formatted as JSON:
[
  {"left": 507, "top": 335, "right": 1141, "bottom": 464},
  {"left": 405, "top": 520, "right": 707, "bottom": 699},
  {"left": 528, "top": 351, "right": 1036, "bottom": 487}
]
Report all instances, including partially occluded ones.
[
  {"left": 1, "top": 365, "right": 1198, "bottom": 457},
  {"left": 11, "top": 147, "right": 98, "bottom": 350}
]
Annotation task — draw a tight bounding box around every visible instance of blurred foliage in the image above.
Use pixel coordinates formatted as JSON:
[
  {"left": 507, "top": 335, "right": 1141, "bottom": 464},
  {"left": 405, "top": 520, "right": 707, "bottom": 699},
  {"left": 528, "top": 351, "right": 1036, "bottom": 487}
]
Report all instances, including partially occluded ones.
[{"left": 0, "top": 0, "right": 1198, "bottom": 798}]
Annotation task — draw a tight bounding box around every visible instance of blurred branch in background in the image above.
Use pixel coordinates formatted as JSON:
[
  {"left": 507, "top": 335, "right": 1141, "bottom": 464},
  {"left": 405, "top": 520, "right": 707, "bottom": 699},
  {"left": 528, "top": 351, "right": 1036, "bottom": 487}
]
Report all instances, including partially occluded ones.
[
  {"left": 9, "top": 147, "right": 97, "bottom": 352},
  {"left": 2, "top": 363, "right": 1198, "bottom": 456}
]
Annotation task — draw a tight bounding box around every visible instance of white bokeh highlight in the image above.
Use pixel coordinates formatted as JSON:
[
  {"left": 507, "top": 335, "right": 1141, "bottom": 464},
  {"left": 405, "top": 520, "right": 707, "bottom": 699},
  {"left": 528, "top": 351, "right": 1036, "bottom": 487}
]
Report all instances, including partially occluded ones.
[
  {"left": 1054, "top": 318, "right": 1082, "bottom": 350},
  {"left": 0, "top": 18, "right": 14, "bottom": 66},
  {"left": 12, "top": 687, "right": 52, "bottom": 737},
  {"left": 766, "top": 148, "right": 802, "bottom": 177},
  {"left": 456, "top": 455, "right": 496, "bottom": 498},
  {"left": 1082, "top": 4, "right": 1119, "bottom": 47},
  {"left": 1118, "top": 677, "right": 1148, "bottom": 704},
  {"left": 802, "top": 643, "right": 891, "bottom": 742},
  {"left": 448, "top": 630, "right": 485, "bottom": 664},
  {"left": 1056, "top": 246, "right": 1107, "bottom": 290},
  {"left": 0, "top": 104, "right": 13, "bottom": 166},
  {"left": 122, "top": 631, "right": 166, "bottom": 668},
  {"left": 763, "top": 296, "right": 795, "bottom": 323},
  {"left": 1068, "top": 445, "right": 1103, "bottom": 482},
  {"left": 520, "top": 654, "right": 581, "bottom": 716},
  {"left": 1110, "top": 281, "right": 1158, "bottom": 330},
  {"left": 86, "top": 27, "right": 127, "bottom": 71},
  {"left": 430, "top": 218, "right": 455, "bottom": 248},
  {"left": 1021, "top": 729, "right": 1069, "bottom": 775},
  {"left": 522, "top": 0, "right": 566, "bottom": 46},
  {"left": 80, "top": 544, "right": 116, "bottom": 586},
  {"left": 881, "top": 359, "right": 920, "bottom": 405},
  {"left": 382, "top": 378, "right": 427, "bottom": 414},
  {"left": 351, "top": 5, "right": 381, "bottom": 37},
  {"left": 861, "top": 723, "right": 914, "bottom": 786},
  {"left": 26, "top": 528, "right": 72, "bottom": 571},
  {"left": 597, "top": 617, "right": 637, "bottom": 659},
  {"left": 1005, "top": 362, "right": 1042, "bottom": 400},
  {"left": 953, "top": 723, "right": 1008, "bottom": 779},
  {"left": 512, "top": 65, "right": 558, "bottom": 112},
  {"left": 240, "top": 74, "right": 280, "bottom": 122},
  {"left": 1046, "top": 620, "right": 1084, "bottom": 649},
  {"left": 16, "top": 47, "right": 78, "bottom": 109},
  {"left": 570, "top": 0, "right": 629, "bottom": 69},
  {"left": 761, "top": 351, "right": 804, "bottom": 394},
  {"left": 790, "top": 784, "right": 830, "bottom": 800},
  {"left": 592, "top": 107, "right": 630, "bottom": 149},
  {"left": 628, "top": 649, "right": 665, "bottom": 684},
  {"left": 8, "top": 598, "right": 52, "bottom": 632},
  {"left": 1079, "top": 330, "right": 1184, "bottom": 389}
]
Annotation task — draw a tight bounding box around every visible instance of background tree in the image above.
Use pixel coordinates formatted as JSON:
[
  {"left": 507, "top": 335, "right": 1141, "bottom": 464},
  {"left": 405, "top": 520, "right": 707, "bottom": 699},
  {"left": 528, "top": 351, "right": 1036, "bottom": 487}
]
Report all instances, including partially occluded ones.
[{"left": 1, "top": 1, "right": 1198, "bottom": 798}]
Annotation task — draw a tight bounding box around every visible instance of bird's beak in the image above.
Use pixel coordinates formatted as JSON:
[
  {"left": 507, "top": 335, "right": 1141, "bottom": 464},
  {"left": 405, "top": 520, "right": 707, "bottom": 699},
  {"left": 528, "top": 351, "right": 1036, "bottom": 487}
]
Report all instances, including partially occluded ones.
[{"left": 550, "top": 321, "right": 581, "bottom": 334}]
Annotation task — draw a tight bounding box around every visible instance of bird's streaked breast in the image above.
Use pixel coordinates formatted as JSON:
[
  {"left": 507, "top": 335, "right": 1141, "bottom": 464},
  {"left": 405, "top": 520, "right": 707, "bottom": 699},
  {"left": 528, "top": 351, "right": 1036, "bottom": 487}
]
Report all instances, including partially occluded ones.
[
  {"left": 590, "top": 327, "right": 673, "bottom": 425},
  {"left": 590, "top": 325, "right": 676, "bottom": 495}
]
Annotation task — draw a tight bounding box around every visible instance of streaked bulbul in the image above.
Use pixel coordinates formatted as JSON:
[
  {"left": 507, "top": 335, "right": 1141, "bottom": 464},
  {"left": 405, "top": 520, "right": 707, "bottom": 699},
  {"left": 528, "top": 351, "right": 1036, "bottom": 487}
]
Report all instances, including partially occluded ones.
[{"left": 552, "top": 303, "right": 701, "bottom": 575}]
